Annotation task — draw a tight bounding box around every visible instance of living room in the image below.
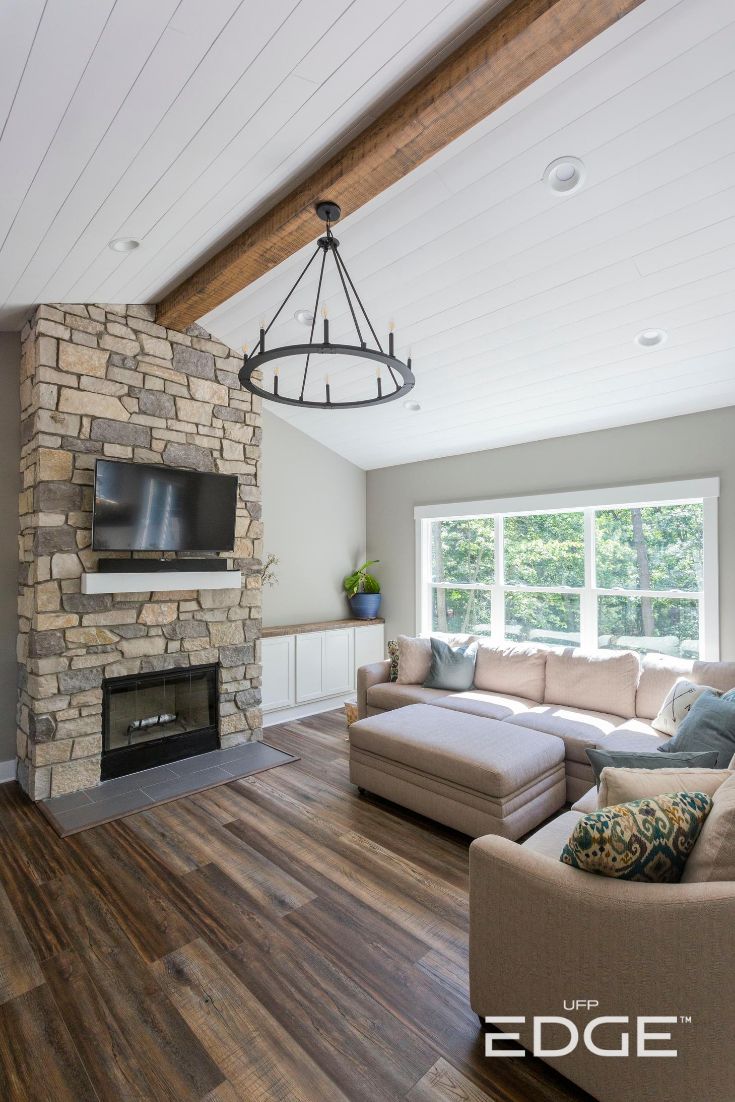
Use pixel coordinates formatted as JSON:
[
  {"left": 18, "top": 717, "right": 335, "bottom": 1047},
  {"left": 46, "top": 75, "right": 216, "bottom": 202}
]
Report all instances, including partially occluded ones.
[{"left": 0, "top": 1, "right": 733, "bottom": 1100}]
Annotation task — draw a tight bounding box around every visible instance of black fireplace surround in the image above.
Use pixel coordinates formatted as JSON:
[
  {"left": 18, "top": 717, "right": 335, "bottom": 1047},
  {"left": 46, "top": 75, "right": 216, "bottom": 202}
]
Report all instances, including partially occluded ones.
[{"left": 101, "top": 663, "right": 219, "bottom": 780}]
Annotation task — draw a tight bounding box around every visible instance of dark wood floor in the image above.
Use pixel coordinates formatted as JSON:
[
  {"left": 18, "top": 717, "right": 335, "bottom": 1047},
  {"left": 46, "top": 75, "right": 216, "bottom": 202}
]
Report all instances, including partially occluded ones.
[{"left": 0, "top": 710, "right": 592, "bottom": 1102}]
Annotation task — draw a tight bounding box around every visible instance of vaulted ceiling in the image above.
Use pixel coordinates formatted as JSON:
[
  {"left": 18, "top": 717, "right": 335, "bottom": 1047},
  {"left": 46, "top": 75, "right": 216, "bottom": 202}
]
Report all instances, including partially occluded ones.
[{"left": 2, "top": 0, "right": 734, "bottom": 469}]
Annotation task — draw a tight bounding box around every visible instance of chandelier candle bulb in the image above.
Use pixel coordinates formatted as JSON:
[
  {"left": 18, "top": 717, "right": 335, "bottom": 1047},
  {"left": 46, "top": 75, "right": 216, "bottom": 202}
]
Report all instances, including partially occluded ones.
[
  {"left": 273, "top": 364, "right": 279, "bottom": 395},
  {"left": 388, "top": 329, "right": 395, "bottom": 356}
]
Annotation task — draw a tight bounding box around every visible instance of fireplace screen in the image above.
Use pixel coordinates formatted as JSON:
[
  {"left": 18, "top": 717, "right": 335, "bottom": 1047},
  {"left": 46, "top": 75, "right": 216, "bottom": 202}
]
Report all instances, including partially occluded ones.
[{"left": 102, "top": 663, "right": 218, "bottom": 779}]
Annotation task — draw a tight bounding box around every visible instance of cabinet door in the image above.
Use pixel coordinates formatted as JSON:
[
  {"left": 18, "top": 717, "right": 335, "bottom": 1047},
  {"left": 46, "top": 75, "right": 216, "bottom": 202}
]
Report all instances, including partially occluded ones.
[
  {"left": 261, "top": 636, "right": 295, "bottom": 712},
  {"left": 322, "top": 629, "right": 353, "bottom": 696},
  {"left": 354, "top": 623, "right": 385, "bottom": 672},
  {"left": 295, "top": 632, "right": 324, "bottom": 702}
]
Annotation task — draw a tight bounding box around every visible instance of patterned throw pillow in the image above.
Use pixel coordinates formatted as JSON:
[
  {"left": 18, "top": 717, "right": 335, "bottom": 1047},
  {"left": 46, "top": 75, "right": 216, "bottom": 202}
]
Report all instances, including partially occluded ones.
[
  {"left": 387, "top": 639, "right": 399, "bottom": 682},
  {"left": 652, "top": 678, "right": 720, "bottom": 736},
  {"left": 560, "top": 792, "right": 712, "bottom": 883}
]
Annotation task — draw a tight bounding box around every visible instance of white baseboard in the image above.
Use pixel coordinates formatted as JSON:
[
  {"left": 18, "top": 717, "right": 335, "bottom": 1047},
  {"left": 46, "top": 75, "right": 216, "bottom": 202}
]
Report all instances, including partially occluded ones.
[
  {"left": 263, "top": 694, "right": 355, "bottom": 727},
  {"left": 0, "top": 759, "right": 16, "bottom": 784}
]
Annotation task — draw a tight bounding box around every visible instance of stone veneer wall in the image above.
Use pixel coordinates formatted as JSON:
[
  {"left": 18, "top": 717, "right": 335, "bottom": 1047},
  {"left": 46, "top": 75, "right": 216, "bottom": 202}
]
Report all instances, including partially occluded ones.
[{"left": 17, "top": 304, "right": 262, "bottom": 800}]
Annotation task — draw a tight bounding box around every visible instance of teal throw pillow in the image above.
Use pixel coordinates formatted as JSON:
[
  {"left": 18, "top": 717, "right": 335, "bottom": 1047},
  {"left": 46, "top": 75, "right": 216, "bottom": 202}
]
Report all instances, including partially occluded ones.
[
  {"left": 659, "top": 691, "right": 735, "bottom": 767},
  {"left": 560, "top": 792, "right": 712, "bottom": 882},
  {"left": 586, "top": 747, "right": 720, "bottom": 788},
  {"left": 423, "top": 637, "right": 477, "bottom": 691}
]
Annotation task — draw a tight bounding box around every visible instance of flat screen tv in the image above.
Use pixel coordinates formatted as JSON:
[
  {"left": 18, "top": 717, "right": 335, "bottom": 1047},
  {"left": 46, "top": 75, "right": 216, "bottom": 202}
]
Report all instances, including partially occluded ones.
[{"left": 92, "top": 459, "right": 237, "bottom": 552}]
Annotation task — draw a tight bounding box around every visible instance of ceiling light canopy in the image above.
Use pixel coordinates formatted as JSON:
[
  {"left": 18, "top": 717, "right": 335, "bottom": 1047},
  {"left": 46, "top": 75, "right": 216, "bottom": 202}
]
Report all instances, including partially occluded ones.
[
  {"left": 635, "top": 328, "right": 668, "bottom": 348},
  {"left": 239, "top": 202, "right": 415, "bottom": 410},
  {"left": 543, "top": 156, "right": 586, "bottom": 195},
  {"left": 108, "top": 237, "right": 140, "bottom": 252},
  {"left": 403, "top": 400, "right": 421, "bottom": 412}
]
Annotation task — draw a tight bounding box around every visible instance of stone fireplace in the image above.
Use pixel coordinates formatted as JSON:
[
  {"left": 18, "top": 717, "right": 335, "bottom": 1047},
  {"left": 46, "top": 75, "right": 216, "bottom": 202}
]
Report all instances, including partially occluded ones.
[{"left": 17, "top": 303, "right": 262, "bottom": 800}]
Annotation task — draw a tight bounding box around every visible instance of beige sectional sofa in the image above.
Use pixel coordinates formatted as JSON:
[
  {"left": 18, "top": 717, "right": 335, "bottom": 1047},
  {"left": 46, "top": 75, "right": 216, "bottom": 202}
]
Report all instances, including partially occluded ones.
[
  {"left": 351, "top": 638, "right": 735, "bottom": 1102},
  {"left": 352, "top": 637, "right": 735, "bottom": 836}
]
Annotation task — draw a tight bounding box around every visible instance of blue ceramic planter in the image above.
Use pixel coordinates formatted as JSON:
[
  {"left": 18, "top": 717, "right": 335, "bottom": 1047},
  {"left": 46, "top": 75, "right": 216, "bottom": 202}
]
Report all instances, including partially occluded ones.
[{"left": 348, "top": 593, "right": 382, "bottom": 620}]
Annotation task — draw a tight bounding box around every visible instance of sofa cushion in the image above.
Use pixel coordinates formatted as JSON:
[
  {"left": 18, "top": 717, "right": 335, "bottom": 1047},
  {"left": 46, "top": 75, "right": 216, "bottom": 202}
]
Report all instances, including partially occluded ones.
[
  {"left": 594, "top": 719, "right": 667, "bottom": 754},
  {"left": 635, "top": 653, "right": 693, "bottom": 719},
  {"left": 349, "top": 704, "right": 564, "bottom": 798},
  {"left": 473, "top": 641, "right": 547, "bottom": 703},
  {"left": 505, "top": 705, "right": 626, "bottom": 764},
  {"left": 366, "top": 682, "right": 451, "bottom": 711},
  {"left": 598, "top": 765, "right": 731, "bottom": 809},
  {"left": 522, "top": 811, "right": 582, "bottom": 858},
  {"left": 692, "top": 659, "right": 735, "bottom": 695},
  {"left": 682, "top": 772, "right": 735, "bottom": 883},
  {"left": 560, "top": 792, "right": 712, "bottom": 882},
  {"left": 432, "top": 690, "right": 536, "bottom": 721},
  {"left": 544, "top": 647, "right": 639, "bottom": 716}
]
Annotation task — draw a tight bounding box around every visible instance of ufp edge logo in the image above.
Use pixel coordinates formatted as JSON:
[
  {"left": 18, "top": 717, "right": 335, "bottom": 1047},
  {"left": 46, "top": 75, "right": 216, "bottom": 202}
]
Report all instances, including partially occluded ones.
[{"left": 483, "top": 1000, "right": 693, "bottom": 1059}]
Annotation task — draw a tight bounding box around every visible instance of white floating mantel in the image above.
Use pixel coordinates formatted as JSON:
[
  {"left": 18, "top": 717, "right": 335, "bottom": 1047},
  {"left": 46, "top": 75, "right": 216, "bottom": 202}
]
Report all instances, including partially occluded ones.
[{"left": 81, "top": 570, "right": 242, "bottom": 595}]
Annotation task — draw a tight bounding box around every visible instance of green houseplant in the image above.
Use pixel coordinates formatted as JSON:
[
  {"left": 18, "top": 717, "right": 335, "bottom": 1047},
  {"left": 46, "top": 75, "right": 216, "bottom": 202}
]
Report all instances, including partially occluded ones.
[{"left": 343, "top": 560, "right": 382, "bottom": 619}]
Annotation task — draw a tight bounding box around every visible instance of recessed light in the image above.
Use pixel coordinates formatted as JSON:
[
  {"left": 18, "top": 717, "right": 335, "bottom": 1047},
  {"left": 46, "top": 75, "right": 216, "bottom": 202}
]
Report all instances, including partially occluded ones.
[
  {"left": 108, "top": 237, "right": 140, "bottom": 252},
  {"left": 635, "top": 328, "right": 668, "bottom": 348},
  {"left": 293, "top": 307, "right": 314, "bottom": 326},
  {"left": 543, "top": 156, "right": 586, "bottom": 195},
  {"left": 403, "top": 400, "right": 421, "bottom": 412}
]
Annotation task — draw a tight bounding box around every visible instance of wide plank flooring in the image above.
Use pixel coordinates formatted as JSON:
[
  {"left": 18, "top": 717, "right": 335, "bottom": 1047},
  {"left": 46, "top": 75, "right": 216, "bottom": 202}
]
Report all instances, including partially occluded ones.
[{"left": 0, "top": 710, "right": 592, "bottom": 1102}]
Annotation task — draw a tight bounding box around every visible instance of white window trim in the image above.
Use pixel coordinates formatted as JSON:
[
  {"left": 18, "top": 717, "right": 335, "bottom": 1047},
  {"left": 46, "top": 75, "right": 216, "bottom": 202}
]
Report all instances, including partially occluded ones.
[{"left": 414, "top": 478, "right": 720, "bottom": 660}]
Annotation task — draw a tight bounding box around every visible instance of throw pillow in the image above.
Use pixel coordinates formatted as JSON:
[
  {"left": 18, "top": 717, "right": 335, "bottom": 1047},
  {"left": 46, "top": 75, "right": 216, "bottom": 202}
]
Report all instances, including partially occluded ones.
[
  {"left": 386, "top": 639, "right": 399, "bottom": 682},
  {"left": 423, "top": 637, "right": 478, "bottom": 691},
  {"left": 396, "top": 635, "right": 432, "bottom": 684},
  {"left": 586, "top": 746, "right": 720, "bottom": 787},
  {"left": 598, "top": 766, "right": 731, "bottom": 809},
  {"left": 560, "top": 792, "right": 712, "bottom": 882},
  {"left": 682, "top": 773, "right": 735, "bottom": 883},
  {"left": 652, "top": 678, "right": 720, "bottom": 736},
  {"left": 659, "top": 690, "right": 735, "bottom": 767}
]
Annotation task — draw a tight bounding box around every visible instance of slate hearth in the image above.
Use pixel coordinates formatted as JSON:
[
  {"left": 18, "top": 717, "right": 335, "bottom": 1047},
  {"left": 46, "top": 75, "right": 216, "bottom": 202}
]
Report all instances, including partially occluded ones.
[{"left": 40, "top": 741, "right": 297, "bottom": 835}]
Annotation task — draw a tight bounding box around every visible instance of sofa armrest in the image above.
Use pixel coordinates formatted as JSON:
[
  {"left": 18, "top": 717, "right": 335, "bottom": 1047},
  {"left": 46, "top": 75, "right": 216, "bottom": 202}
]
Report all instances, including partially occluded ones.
[
  {"left": 357, "top": 659, "right": 391, "bottom": 718},
  {"left": 469, "top": 835, "right": 735, "bottom": 1102}
]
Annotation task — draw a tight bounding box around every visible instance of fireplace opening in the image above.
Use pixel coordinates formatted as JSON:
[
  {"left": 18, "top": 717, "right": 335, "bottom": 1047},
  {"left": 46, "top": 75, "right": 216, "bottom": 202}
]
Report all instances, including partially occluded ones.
[{"left": 102, "top": 663, "right": 219, "bottom": 780}]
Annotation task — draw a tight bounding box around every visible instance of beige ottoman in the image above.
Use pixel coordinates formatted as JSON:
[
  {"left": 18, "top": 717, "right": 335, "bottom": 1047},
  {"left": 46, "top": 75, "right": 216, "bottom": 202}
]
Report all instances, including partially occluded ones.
[{"left": 349, "top": 703, "right": 566, "bottom": 839}]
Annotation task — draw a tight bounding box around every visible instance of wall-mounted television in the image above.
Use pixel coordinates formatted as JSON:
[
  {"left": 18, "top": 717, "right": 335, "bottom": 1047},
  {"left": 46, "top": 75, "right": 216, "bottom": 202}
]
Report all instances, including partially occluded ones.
[{"left": 92, "top": 459, "right": 238, "bottom": 552}]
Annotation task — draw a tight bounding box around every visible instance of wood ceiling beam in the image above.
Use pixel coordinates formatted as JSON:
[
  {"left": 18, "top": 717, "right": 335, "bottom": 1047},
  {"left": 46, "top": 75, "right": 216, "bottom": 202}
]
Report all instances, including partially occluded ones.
[{"left": 156, "top": 0, "right": 645, "bottom": 331}]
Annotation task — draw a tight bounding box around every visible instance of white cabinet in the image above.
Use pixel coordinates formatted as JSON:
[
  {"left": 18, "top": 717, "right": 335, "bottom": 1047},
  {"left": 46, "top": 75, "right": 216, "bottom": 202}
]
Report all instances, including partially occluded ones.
[
  {"left": 295, "top": 632, "right": 325, "bottom": 702},
  {"left": 261, "top": 636, "right": 295, "bottom": 711},
  {"left": 262, "top": 621, "right": 384, "bottom": 723},
  {"left": 322, "top": 629, "right": 354, "bottom": 696},
  {"left": 353, "top": 623, "right": 385, "bottom": 670}
]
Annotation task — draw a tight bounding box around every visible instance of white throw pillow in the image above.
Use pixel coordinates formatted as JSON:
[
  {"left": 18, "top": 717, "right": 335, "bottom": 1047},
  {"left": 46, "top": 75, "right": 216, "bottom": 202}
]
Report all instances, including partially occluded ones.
[{"left": 651, "top": 677, "right": 720, "bottom": 736}]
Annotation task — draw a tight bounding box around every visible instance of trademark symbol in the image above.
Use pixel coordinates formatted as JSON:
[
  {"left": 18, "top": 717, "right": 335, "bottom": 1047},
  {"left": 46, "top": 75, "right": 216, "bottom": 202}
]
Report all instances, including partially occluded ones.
[{"left": 679, "top": 1016, "right": 692, "bottom": 1025}]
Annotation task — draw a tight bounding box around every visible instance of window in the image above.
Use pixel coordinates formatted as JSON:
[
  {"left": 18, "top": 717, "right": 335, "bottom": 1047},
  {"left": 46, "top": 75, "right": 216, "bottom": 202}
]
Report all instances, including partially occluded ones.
[{"left": 416, "top": 480, "right": 718, "bottom": 660}]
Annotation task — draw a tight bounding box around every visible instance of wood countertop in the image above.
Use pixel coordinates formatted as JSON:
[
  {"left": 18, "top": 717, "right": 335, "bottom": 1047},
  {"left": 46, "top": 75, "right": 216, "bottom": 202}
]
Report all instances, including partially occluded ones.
[{"left": 262, "top": 618, "right": 384, "bottom": 638}]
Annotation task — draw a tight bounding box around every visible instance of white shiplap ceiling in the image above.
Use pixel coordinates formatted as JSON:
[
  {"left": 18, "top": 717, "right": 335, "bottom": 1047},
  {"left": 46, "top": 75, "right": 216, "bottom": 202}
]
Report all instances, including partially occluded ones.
[
  {"left": 3, "top": 0, "right": 734, "bottom": 470},
  {"left": 203, "top": 0, "right": 735, "bottom": 469},
  {"left": 0, "top": 0, "right": 504, "bottom": 329}
]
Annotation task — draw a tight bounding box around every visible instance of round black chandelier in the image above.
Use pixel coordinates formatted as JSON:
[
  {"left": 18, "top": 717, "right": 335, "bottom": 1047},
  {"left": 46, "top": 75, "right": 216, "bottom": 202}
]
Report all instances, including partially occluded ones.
[{"left": 239, "top": 201, "right": 415, "bottom": 410}]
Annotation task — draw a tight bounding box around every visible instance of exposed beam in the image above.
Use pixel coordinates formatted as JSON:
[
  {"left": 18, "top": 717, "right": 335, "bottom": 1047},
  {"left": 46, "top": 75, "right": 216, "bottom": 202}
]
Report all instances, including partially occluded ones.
[{"left": 156, "top": 0, "right": 645, "bottom": 330}]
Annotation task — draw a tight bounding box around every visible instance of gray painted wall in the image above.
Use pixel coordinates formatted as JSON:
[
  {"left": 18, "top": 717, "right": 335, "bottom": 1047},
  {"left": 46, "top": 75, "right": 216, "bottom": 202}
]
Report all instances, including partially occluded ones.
[
  {"left": 367, "top": 407, "right": 735, "bottom": 657},
  {"left": 0, "top": 334, "right": 20, "bottom": 764},
  {"left": 261, "top": 410, "right": 366, "bottom": 627}
]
